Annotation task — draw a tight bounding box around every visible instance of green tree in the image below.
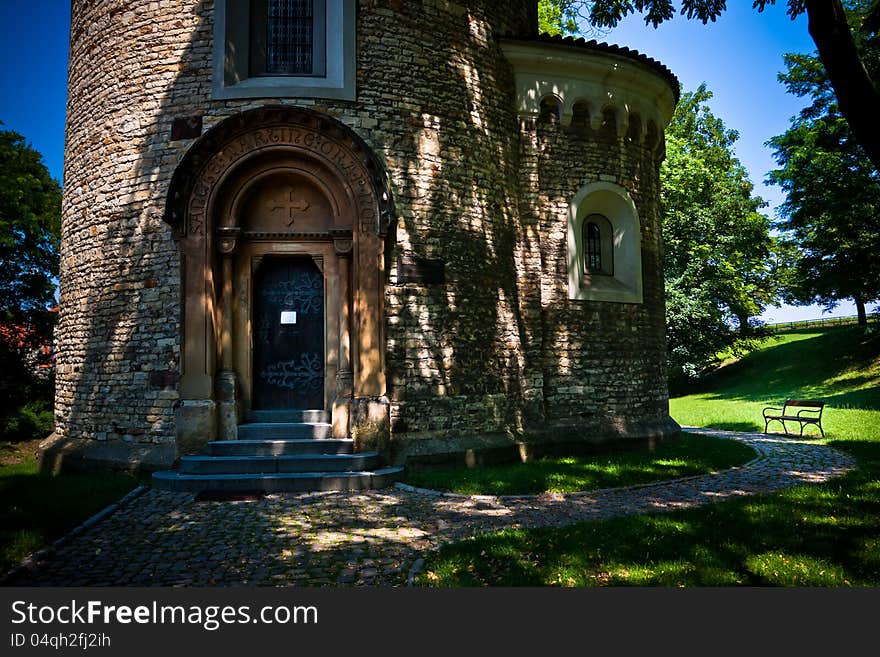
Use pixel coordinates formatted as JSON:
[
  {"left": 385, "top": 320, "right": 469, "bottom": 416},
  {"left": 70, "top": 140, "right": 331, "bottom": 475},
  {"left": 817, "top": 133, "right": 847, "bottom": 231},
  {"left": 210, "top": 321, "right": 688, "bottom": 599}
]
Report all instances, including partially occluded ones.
[
  {"left": 539, "top": 0, "right": 579, "bottom": 34},
  {"left": 0, "top": 124, "right": 61, "bottom": 436},
  {"left": 662, "top": 86, "right": 778, "bottom": 380},
  {"left": 767, "top": 50, "right": 880, "bottom": 324},
  {"left": 536, "top": 0, "right": 880, "bottom": 173}
]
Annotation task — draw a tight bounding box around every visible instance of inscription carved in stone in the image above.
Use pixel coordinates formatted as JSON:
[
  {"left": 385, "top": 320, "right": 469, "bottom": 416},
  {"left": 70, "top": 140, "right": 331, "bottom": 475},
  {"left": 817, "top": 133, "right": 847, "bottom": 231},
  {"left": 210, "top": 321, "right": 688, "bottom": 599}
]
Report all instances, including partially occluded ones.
[{"left": 188, "top": 124, "right": 382, "bottom": 238}]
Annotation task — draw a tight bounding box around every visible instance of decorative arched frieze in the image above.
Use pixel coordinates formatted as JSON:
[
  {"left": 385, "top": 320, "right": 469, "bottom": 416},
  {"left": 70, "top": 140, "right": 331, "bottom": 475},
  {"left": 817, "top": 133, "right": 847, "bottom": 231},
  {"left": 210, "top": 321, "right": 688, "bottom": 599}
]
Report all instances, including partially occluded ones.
[{"left": 500, "top": 38, "right": 678, "bottom": 139}]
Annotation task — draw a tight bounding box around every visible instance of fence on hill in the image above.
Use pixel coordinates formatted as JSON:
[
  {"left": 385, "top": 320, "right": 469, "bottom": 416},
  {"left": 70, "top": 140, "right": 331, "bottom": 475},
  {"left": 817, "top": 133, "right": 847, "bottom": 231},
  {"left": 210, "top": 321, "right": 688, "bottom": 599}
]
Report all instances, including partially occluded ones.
[{"left": 765, "top": 312, "right": 880, "bottom": 333}]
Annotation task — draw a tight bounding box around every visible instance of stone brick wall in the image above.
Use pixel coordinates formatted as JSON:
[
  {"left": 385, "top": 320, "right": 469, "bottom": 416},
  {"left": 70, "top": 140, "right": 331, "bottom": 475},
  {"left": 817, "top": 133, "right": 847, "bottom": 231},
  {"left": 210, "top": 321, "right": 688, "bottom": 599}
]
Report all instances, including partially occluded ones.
[
  {"left": 58, "top": 0, "right": 675, "bottom": 467},
  {"left": 56, "top": 0, "right": 205, "bottom": 448},
  {"left": 59, "top": 0, "right": 536, "bottom": 451},
  {"left": 520, "top": 113, "right": 675, "bottom": 441}
]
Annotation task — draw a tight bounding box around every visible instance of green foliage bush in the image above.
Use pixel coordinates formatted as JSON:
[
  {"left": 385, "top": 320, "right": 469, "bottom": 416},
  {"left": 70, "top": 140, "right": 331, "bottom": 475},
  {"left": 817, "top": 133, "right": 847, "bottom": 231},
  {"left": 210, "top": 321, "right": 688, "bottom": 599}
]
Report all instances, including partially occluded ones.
[{"left": 1, "top": 399, "right": 54, "bottom": 443}]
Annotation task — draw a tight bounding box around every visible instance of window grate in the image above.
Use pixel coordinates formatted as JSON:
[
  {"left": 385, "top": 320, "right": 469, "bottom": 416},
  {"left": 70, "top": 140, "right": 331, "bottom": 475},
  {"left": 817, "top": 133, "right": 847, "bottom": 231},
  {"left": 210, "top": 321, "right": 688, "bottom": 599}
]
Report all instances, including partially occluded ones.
[
  {"left": 585, "top": 222, "right": 602, "bottom": 272},
  {"left": 267, "top": 0, "right": 314, "bottom": 75}
]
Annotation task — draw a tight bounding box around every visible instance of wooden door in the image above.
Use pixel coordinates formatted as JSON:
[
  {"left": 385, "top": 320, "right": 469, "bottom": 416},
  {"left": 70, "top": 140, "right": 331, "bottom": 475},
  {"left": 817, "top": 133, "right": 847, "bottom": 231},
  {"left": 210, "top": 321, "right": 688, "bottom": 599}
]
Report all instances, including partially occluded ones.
[{"left": 252, "top": 257, "right": 325, "bottom": 410}]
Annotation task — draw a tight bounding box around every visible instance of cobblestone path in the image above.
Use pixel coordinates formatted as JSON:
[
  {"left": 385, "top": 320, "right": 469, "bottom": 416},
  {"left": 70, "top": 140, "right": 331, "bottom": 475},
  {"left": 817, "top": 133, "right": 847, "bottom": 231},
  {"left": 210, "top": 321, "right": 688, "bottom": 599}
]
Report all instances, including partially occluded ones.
[{"left": 5, "top": 429, "right": 856, "bottom": 587}]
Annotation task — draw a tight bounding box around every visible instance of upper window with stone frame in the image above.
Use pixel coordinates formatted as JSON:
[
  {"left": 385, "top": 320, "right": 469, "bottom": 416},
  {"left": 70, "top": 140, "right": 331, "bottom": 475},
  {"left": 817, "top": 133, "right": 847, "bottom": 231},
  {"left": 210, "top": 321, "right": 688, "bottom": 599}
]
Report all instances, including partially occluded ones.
[{"left": 213, "top": 0, "right": 355, "bottom": 100}]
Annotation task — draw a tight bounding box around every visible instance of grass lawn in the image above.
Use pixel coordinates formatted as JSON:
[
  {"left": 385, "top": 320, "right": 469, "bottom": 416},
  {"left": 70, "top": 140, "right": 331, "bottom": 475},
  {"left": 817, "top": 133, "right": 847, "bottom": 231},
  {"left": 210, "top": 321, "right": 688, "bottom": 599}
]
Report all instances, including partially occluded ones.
[
  {"left": 671, "top": 326, "right": 880, "bottom": 440},
  {"left": 0, "top": 437, "right": 140, "bottom": 576},
  {"left": 404, "top": 433, "right": 756, "bottom": 495},
  {"left": 418, "top": 325, "right": 880, "bottom": 586}
]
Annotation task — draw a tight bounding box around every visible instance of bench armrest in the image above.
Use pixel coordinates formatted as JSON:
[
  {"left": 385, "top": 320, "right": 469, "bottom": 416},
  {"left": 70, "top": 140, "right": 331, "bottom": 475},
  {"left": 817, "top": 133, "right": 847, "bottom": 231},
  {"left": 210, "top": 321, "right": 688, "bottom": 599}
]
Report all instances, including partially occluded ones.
[
  {"left": 763, "top": 406, "right": 784, "bottom": 416},
  {"left": 797, "top": 408, "right": 822, "bottom": 419}
]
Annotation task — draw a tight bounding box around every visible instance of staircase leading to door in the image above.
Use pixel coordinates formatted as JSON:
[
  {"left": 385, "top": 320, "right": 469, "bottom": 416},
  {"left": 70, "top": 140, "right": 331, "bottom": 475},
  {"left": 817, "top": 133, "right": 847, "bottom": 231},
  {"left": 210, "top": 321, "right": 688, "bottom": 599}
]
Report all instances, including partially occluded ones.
[{"left": 151, "top": 410, "right": 403, "bottom": 493}]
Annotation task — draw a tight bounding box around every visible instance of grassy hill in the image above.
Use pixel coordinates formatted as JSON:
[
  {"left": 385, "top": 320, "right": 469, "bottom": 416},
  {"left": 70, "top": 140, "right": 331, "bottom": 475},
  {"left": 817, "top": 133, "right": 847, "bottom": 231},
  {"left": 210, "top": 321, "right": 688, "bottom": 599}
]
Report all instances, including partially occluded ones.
[
  {"left": 420, "top": 324, "right": 880, "bottom": 586},
  {"left": 671, "top": 325, "right": 880, "bottom": 441}
]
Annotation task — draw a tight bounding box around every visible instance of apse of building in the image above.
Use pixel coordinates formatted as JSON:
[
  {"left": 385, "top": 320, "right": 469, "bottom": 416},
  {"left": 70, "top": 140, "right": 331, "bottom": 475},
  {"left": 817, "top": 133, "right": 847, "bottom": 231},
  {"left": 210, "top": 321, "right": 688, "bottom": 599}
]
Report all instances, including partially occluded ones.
[{"left": 51, "top": 0, "right": 681, "bottom": 487}]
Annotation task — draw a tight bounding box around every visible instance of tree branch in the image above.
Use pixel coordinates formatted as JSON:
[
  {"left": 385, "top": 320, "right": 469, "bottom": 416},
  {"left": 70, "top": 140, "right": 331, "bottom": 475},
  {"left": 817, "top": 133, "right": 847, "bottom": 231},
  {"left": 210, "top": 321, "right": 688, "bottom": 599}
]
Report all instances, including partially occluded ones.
[{"left": 805, "top": 0, "right": 880, "bottom": 172}]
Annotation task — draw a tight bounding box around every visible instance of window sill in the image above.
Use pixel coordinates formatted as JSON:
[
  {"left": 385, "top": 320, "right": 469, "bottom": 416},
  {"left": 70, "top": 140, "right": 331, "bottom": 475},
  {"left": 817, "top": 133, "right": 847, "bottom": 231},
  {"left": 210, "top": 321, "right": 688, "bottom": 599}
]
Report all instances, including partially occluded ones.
[
  {"left": 213, "top": 75, "right": 356, "bottom": 101},
  {"left": 573, "top": 275, "right": 643, "bottom": 304}
]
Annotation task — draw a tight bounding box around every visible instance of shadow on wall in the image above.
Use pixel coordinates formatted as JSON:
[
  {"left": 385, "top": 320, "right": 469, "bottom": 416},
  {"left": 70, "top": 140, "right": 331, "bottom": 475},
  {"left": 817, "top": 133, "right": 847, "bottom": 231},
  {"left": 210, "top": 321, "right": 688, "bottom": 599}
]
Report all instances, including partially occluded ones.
[
  {"left": 378, "top": 5, "right": 541, "bottom": 441},
  {"left": 533, "top": 98, "right": 670, "bottom": 437},
  {"left": 52, "top": 1, "right": 535, "bottom": 470},
  {"left": 48, "top": 2, "right": 216, "bottom": 473}
]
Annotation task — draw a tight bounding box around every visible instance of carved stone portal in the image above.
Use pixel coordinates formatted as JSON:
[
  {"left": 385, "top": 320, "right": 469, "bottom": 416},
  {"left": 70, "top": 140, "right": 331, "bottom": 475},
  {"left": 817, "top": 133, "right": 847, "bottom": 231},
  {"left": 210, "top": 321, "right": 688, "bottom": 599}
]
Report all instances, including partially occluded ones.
[{"left": 168, "top": 107, "right": 392, "bottom": 455}]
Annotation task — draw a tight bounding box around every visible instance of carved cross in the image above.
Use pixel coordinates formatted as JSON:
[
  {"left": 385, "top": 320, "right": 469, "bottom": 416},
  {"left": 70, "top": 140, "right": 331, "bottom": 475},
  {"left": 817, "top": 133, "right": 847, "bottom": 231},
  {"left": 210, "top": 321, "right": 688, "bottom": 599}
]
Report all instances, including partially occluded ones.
[{"left": 270, "top": 188, "right": 311, "bottom": 227}]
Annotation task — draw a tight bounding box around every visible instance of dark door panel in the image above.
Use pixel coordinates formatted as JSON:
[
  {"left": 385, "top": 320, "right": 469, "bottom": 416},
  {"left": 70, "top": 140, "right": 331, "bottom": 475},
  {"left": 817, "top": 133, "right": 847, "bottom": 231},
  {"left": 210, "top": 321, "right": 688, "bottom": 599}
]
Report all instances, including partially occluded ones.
[{"left": 253, "top": 257, "right": 325, "bottom": 410}]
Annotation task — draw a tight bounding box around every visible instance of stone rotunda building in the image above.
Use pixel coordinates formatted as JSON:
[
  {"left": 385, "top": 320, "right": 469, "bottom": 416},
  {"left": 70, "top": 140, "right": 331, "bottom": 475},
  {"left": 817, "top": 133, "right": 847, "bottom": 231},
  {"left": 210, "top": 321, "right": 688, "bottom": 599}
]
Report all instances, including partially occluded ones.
[{"left": 53, "top": 0, "right": 681, "bottom": 491}]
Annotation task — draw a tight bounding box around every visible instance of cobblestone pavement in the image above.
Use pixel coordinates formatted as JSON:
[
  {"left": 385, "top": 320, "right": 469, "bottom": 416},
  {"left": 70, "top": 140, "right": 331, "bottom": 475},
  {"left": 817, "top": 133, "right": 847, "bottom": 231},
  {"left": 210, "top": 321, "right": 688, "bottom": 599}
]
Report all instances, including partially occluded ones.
[{"left": 5, "top": 429, "right": 856, "bottom": 587}]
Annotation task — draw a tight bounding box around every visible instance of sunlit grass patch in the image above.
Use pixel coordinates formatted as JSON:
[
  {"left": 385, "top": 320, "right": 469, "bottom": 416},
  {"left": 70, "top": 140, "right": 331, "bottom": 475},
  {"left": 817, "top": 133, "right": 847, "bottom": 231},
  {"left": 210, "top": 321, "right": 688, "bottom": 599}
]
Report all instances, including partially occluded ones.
[
  {"left": 745, "top": 552, "right": 850, "bottom": 586},
  {"left": 417, "top": 326, "right": 880, "bottom": 587},
  {"left": 419, "top": 469, "right": 880, "bottom": 587},
  {"left": 404, "top": 433, "right": 756, "bottom": 495}
]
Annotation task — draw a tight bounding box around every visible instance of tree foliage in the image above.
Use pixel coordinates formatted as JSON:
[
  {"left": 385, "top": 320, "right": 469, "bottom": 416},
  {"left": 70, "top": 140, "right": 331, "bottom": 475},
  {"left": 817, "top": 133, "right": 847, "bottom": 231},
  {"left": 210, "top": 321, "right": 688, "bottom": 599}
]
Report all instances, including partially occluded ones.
[
  {"left": 539, "top": 0, "right": 580, "bottom": 34},
  {"left": 0, "top": 124, "right": 61, "bottom": 435},
  {"left": 0, "top": 125, "right": 60, "bottom": 332},
  {"left": 662, "top": 86, "right": 778, "bottom": 381},
  {"left": 537, "top": 0, "right": 880, "bottom": 173},
  {"left": 767, "top": 40, "right": 880, "bottom": 323}
]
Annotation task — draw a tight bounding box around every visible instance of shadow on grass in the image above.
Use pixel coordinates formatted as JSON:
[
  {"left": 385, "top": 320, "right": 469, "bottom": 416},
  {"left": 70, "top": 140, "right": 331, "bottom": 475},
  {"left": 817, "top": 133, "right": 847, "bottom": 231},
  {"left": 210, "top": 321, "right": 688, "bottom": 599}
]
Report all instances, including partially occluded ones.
[
  {"left": 678, "top": 326, "right": 880, "bottom": 411},
  {"left": 404, "top": 434, "right": 756, "bottom": 495},
  {"left": 686, "top": 421, "right": 762, "bottom": 433},
  {"left": 0, "top": 468, "right": 138, "bottom": 574},
  {"left": 419, "top": 438, "right": 880, "bottom": 587}
]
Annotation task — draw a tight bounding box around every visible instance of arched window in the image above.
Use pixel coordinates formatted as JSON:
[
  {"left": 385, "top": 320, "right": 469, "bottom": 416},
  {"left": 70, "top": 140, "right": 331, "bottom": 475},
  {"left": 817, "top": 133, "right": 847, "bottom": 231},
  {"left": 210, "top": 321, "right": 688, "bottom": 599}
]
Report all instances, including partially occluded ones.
[
  {"left": 582, "top": 213, "right": 613, "bottom": 276},
  {"left": 567, "top": 183, "right": 643, "bottom": 304},
  {"left": 585, "top": 221, "right": 601, "bottom": 271}
]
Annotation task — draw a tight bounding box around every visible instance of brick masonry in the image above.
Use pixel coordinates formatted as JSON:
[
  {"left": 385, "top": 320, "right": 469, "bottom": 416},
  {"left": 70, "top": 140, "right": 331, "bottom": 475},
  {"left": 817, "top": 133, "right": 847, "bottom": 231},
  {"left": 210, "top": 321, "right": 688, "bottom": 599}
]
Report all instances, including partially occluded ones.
[{"left": 56, "top": 0, "right": 678, "bottom": 469}]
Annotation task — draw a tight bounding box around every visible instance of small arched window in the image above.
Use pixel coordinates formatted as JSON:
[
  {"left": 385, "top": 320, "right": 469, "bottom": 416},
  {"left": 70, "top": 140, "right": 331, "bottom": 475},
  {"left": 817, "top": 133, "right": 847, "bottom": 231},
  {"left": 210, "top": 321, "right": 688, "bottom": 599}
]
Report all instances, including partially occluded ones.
[
  {"left": 568, "top": 182, "right": 643, "bottom": 303},
  {"left": 582, "top": 213, "right": 613, "bottom": 276}
]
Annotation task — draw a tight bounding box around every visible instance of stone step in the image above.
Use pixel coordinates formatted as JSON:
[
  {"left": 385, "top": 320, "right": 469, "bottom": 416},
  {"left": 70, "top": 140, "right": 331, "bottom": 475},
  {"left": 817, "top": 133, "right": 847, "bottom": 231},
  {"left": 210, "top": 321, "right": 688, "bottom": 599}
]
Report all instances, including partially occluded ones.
[
  {"left": 179, "top": 452, "right": 381, "bottom": 475},
  {"left": 245, "top": 409, "right": 330, "bottom": 424},
  {"left": 151, "top": 467, "right": 404, "bottom": 493},
  {"left": 237, "top": 422, "right": 333, "bottom": 440},
  {"left": 209, "top": 439, "right": 354, "bottom": 457}
]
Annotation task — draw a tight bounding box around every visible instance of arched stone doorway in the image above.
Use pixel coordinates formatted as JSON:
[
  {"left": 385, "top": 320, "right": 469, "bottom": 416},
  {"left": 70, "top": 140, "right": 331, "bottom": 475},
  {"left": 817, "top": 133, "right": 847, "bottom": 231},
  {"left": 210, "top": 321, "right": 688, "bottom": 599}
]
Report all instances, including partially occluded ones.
[{"left": 164, "top": 107, "right": 394, "bottom": 455}]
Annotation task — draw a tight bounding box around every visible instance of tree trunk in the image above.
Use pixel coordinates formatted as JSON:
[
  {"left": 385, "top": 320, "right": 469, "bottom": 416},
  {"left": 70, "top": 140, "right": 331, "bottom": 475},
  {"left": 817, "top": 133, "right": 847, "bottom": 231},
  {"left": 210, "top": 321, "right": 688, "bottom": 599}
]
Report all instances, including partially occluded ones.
[
  {"left": 806, "top": 0, "right": 880, "bottom": 173},
  {"left": 855, "top": 296, "right": 867, "bottom": 325}
]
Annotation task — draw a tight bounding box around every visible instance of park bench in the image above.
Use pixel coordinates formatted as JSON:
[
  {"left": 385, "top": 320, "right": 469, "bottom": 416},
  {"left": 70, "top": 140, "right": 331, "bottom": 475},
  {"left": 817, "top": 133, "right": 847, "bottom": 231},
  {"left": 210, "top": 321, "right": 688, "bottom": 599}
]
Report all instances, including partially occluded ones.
[{"left": 762, "top": 399, "right": 825, "bottom": 438}]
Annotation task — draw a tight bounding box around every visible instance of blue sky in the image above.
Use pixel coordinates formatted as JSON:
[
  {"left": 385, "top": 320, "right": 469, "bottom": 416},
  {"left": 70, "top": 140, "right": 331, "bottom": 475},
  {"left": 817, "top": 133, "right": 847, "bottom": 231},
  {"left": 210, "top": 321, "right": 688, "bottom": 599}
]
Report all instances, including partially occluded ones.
[
  {"left": 600, "top": 3, "right": 860, "bottom": 322},
  {"left": 0, "top": 2, "right": 862, "bottom": 322}
]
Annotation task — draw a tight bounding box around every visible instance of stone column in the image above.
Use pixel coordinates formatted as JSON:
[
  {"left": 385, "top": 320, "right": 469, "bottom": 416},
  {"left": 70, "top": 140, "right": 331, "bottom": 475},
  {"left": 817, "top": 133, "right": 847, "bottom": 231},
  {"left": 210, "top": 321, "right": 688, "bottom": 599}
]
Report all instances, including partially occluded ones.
[
  {"left": 216, "top": 227, "right": 241, "bottom": 441},
  {"left": 333, "top": 238, "right": 353, "bottom": 438}
]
